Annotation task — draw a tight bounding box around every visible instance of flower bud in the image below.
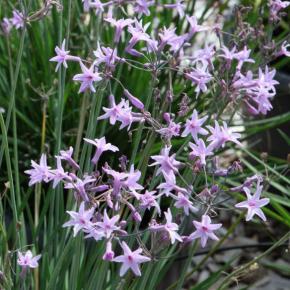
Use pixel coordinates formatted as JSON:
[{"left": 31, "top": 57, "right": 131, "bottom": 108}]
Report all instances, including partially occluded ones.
[
  {"left": 124, "top": 89, "right": 144, "bottom": 110},
  {"left": 102, "top": 241, "right": 115, "bottom": 261}
]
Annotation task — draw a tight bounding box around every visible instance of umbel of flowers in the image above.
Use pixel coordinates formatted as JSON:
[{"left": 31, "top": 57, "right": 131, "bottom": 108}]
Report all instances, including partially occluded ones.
[{"left": 19, "top": 0, "right": 289, "bottom": 277}]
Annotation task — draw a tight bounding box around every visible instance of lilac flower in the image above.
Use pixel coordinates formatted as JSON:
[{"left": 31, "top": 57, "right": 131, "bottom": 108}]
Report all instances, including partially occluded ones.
[
  {"left": 56, "top": 146, "right": 80, "bottom": 170},
  {"left": 103, "top": 241, "right": 115, "bottom": 261},
  {"left": 89, "top": 0, "right": 105, "bottom": 14},
  {"left": 193, "top": 44, "right": 216, "bottom": 69},
  {"left": 95, "top": 210, "right": 120, "bottom": 238},
  {"left": 185, "top": 67, "right": 213, "bottom": 96},
  {"left": 188, "top": 139, "right": 213, "bottom": 166},
  {"left": 164, "top": 0, "right": 186, "bottom": 18},
  {"left": 126, "top": 20, "right": 151, "bottom": 56},
  {"left": 82, "top": 0, "right": 90, "bottom": 12},
  {"left": 94, "top": 44, "right": 122, "bottom": 70},
  {"left": 139, "top": 190, "right": 161, "bottom": 214},
  {"left": 17, "top": 250, "right": 41, "bottom": 269},
  {"left": 269, "top": 0, "right": 290, "bottom": 20},
  {"left": 158, "top": 27, "right": 178, "bottom": 52},
  {"left": 25, "top": 154, "right": 52, "bottom": 186},
  {"left": 84, "top": 137, "right": 119, "bottom": 164},
  {"left": 64, "top": 175, "right": 96, "bottom": 202},
  {"left": 163, "top": 209, "right": 182, "bottom": 244},
  {"left": 50, "top": 39, "right": 80, "bottom": 72},
  {"left": 123, "top": 165, "right": 144, "bottom": 197},
  {"left": 157, "top": 172, "right": 188, "bottom": 197},
  {"left": 98, "top": 95, "right": 125, "bottom": 125},
  {"left": 219, "top": 46, "right": 237, "bottom": 68},
  {"left": 134, "top": 0, "right": 154, "bottom": 16},
  {"left": 114, "top": 241, "right": 151, "bottom": 276},
  {"left": 235, "top": 183, "right": 270, "bottom": 221},
  {"left": 11, "top": 10, "right": 25, "bottom": 29},
  {"left": 233, "top": 46, "right": 255, "bottom": 70},
  {"left": 63, "top": 202, "right": 95, "bottom": 236},
  {"left": 1, "top": 18, "right": 12, "bottom": 35},
  {"left": 181, "top": 110, "right": 208, "bottom": 140},
  {"left": 105, "top": 17, "right": 134, "bottom": 43},
  {"left": 186, "top": 16, "right": 208, "bottom": 38},
  {"left": 50, "top": 157, "right": 70, "bottom": 188},
  {"left": 230, "top": 174, "right": 263, "bottom": 192},
  {"left": 188, "top": 215, "right": 222, "bottom": 248},
  {"left": 103, "top": 168, "right": 128, "bottom": 196},
  {"left": 156, "top": 120, "right": 181, "bottom": 140},
  {"left": 73, "top": 62, "right": 102, "bottom": 93},
  {"left": 174, "top": 193, "right": 197, "bottom": 215},
  {"left": 207, "top": 121, "right": 242, "bottom": 150},
  {"left": 150, "top": 146, "right": 181, "bottom": 177}
]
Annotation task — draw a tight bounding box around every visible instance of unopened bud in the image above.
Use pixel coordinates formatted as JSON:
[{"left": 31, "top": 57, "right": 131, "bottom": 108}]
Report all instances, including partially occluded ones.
[{"left": 124, "top": 89, "right": 144, "bottom": 110}]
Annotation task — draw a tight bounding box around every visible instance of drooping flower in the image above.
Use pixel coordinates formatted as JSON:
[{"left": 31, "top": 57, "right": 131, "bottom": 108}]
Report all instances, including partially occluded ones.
[
  {"left": 73, "top": 62, "right": 102, "bottom": 93},
  {"left": 56, "top": 146, "right": 80, "bottom": 170},
  {"left": 134, "top": 0, "right": 154, "bottom": 16},
  {"left": 114, "top": 241, "right": 151, "bottom": 276},
  {"left": 103, "top": 168, "right": 128, "bottom": 196},
  {"left": 50, "top": 39, "right": 80, "bottom": 72},
  {"left": 104, "top": 17, "right": 134, "bottom": 43},
  {"left": 235, "top": 182, "right": 270, "bottom": 221},
  {"left": 84, "top": 137, "right": 119, "bottom": 164},
  {"left": 174, "top": 193, "right": 198, "bottom": 216},
  {"left": 103, "top": 241, "right": 115, "bottom": 261},
  {"left": 1, "top": 18, "right": 12, "bottom": 35},
  {"left": 188, "top": 215, "right": 222, "bottom": 248},
  {"left": 181, "top": 110, "right": 208, "bottom": 141},
  {"left": 150, "top": 146, "right": 181, "bottom": 177},
  {"left": 25, "top": 154, "right": 52, "bottom": 186},
  {"left": 63, "top": 202, "right": 95, "bottom": 237},
  {"left": 163, "top": 208, "right": 183, "bottom": 244}
]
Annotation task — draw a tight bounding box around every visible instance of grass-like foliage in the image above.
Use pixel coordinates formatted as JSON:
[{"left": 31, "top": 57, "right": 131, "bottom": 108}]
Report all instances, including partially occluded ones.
[{"left": 0, "top": 0, "right": 289, "bottom": 289}]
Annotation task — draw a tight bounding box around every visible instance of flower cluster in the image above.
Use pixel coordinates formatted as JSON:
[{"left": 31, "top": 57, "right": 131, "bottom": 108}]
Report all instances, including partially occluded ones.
[
  {"left": 20, "top": 0, "right": 289, "bottom": 279},
  {"left": 1, "top": 10, "right": 24, "bottom": 35}
]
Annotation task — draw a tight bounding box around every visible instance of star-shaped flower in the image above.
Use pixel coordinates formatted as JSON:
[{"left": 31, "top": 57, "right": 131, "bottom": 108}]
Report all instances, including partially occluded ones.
[
  {"left": 235, "top": 182, "right": 270, "bottom": 221},
  {"left": 114, "top": 241, "right": 151, "bottom": 276}
]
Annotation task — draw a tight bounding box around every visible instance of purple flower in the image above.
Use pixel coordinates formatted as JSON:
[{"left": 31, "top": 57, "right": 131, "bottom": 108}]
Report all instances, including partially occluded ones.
[
  {"left": 1, "top": 18, "right": 12, "bottom": 35},
  {"left": 157, "top": 172, "right": 187, "bottom": 197},
  {"left": 104, "top": 17, "right": 134, "bottom": 43},
  {"left": 186, "top": 16, "right": 208, "bottom": 38},
  {"left": 64, "top": 175, "right": 96, "bottom": 202},
  {"left": 82, "top": 0, "right": 90, "bottom": 12},
  {"left": 73, "top": 62, "right": 102, "bottom": 93},
  {"left": 95, "top": 210, "right": 120, "bottom": 238},
  {"left": 188, "top": 139, "right": 213, "bottom": 166},
  {"left": 139, "top": 190, "right": 161, "bottom": 214},
  {"left": 50, "top": 39, "right": 80, "bottom": 72},
  {"left": 94, "top": 44, "right": 122, "bottom": 70},
  {"left": 11, "top": 10, "right": 24, "bottom": 29},
  {"left": 25, "top": 154, "right": 52, "bottom": 186},
  {"left": 56, "top": 146, "right": 80, "bottom": 170},
  {"left": 114, "top": 241, "right": 151, "bottom": 276},
  {"left": 50, "top": 157, "right": 70, "bottom": 188},
  {"left": 185, "top": 67, "right": 213, "bottom": 96},
  {"left": 164, "top": 0, "right": 186, "bottom": 18},
  {"left": 174, "top": 193, "right": 197, "bottom": 215},
  {"left": 84, "top": 137, "right": 119, "bottom": 164},
  {"left": 134, "top": 0, "right": 154, "bottom": 16},
  {"left": 163, "top": 208, "right": 182, "bottom": 244},
  {"left": 89, "top": 0, "right": 105, "bottom": 14},
  {"left": 235, "top": 182, "right": 270, "bottom": 221},
  {"left": 63, "top": 202, "right": 95, "bottom": 237},
  {"left": 269, "top": 0, "right": 290, "bottom": 20},
  {"left": 103, "top": 168, "right": 128, "bottom": 196},
  {"left": 150, "top": 146, "right": 181, "bottom": 177},
  {"left": 233, "top": 46, "right": 255, "bottom": 70},
  {"left": 123, "top": 165, "right": 144, "bottom": 197},
  {"left": 181, "top": 110, "right": 208, "bottom": 141},
  {"left": 156, "top": 120, "right": 181, "bottom": 140},
  {"left": 188, "top": 215, "right": 222, "bottom": 248},
  {"left": 17, "top": 250, "right": 41, "bottom": 269},
  {"left": 207, "top": 121, "right": 242, "bottom": 150}
]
